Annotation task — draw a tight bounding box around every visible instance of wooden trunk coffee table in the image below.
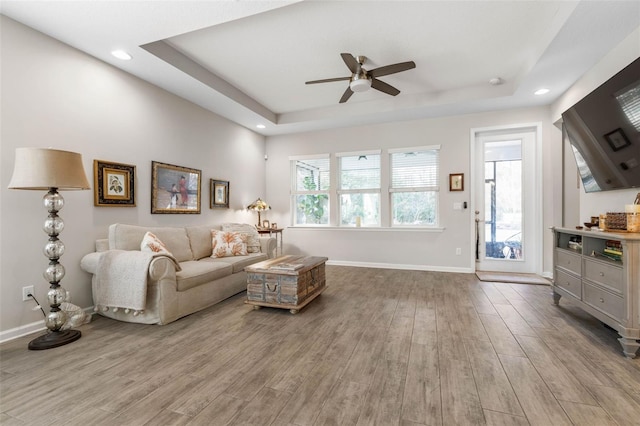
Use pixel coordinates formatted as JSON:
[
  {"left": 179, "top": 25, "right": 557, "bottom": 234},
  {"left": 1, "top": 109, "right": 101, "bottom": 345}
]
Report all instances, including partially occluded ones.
[{"left": 245, "top": 255, "right": 328, "bottom": 314}]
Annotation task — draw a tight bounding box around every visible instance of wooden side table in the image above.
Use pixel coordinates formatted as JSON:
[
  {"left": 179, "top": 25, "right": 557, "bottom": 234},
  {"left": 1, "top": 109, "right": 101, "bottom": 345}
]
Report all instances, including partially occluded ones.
[{"left": 257, "top": 228, "right": 284, "bottom": 255}]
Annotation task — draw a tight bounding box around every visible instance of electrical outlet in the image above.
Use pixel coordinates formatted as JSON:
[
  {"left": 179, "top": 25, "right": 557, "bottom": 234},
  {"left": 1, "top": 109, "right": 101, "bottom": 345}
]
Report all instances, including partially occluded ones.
[
  {"left": 456, "top": 248, "right": 462, "bottom": 255},
  {"left": 22, "top": 285, "right": 34, "bottom": 302}
]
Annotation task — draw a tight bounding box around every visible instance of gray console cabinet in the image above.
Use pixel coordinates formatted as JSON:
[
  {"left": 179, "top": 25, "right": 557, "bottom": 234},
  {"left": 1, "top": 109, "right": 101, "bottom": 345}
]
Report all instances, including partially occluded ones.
[{"left": 552, "top": 227, "right": 640, "bottom": 358}]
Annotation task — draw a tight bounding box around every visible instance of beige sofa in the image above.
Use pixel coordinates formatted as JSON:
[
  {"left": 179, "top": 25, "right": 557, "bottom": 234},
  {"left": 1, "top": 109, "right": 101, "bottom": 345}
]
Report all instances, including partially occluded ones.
[{"left": 80, "top": 223, "right": 276, "bottom": 325}]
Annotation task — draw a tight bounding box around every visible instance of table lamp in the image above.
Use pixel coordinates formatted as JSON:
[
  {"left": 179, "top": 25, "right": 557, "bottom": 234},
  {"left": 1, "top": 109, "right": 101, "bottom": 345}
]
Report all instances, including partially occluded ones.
[
  {"left": 247, "top": 198, "right": 270, "bottom": 228},
  {"left": 8, "top": 148, "right": 90, "bottom": 350}
]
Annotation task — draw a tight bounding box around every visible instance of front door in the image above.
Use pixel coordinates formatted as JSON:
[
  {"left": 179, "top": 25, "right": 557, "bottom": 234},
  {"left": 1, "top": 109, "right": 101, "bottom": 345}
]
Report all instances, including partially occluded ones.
[{"left": 473, "top": 125, "right": 540, "bottom": 274}]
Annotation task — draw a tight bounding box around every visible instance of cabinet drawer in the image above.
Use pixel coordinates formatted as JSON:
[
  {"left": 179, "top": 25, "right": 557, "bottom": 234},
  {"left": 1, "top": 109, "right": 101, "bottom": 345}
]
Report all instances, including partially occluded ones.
[
  {"left": 555, "top": 269, "right": 582, "bottom": 299},
  {"left": 556, "top": 250, "right": 581, "bottom": 275},
  {"left": 583, "top": 259, "right": 623, "bottom": 294},
  {"left": 583, "top": 282, "right": 624, "bottom": 322}
]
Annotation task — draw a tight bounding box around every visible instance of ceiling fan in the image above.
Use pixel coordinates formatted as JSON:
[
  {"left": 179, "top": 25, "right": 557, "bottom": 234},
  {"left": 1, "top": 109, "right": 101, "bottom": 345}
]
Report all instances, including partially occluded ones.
[{"left": 305, "top": 53, "right": 416, "bottom": 103}]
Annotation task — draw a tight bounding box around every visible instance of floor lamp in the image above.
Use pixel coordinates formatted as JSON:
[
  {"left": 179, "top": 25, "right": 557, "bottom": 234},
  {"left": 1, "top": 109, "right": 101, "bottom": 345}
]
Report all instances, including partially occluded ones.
[
  {"left": 247, "top": 198, "right": 270, "bottom": 228},
  {"left": 8, "top": 148, "right": 90, "bottom": 350}
]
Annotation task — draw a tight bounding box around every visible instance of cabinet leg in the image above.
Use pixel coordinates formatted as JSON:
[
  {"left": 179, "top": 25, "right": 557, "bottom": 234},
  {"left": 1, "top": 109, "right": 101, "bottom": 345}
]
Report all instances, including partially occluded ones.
[
  {"left": 552, "top": 291, "right": 561, "bottom": 306},
  {"left": 618, "top": 337, "right": 640, "bottom": 359}
]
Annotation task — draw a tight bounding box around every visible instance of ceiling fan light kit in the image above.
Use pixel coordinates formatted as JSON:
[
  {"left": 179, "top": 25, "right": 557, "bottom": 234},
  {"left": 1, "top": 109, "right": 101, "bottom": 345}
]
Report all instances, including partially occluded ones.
[
  {"left": 350, "top": 78, "right": 371, "bottom": 92},
  {"left": 306, "top": 53, "right": 416, "bottom": 103}
]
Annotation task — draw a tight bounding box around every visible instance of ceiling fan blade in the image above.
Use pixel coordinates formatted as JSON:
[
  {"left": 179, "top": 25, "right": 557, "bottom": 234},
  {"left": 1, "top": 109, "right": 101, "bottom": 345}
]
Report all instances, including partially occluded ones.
[
  {"left": 306, "top": 76, "right": 351, "bottom": 85},
  {"left": 341, "top": 53, "right": 359, "bottom": 74},
  {"left": 369, "top": 61, "right": 416, "bottom": 78},
  {"left": 371, "top": 78, "right": 400, "bottom": 96},
  {"left": 339, "top": 86, "right": 354, "bottom": 103}
]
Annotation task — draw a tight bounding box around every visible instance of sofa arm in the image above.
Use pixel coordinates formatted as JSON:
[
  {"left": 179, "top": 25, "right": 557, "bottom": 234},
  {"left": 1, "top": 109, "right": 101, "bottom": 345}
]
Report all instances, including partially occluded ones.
[
  {"left": 80, "top": 252, "right": 102, "bottom": 274},
  {"left": 259, "top": 236, "right": 277, "bottom": 258}
]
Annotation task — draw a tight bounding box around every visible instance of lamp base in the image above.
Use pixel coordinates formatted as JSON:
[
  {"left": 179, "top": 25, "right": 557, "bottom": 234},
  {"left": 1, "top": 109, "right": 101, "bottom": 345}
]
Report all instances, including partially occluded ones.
[{"left": 28, "top": 329, "right": 81, "bottom": 350}]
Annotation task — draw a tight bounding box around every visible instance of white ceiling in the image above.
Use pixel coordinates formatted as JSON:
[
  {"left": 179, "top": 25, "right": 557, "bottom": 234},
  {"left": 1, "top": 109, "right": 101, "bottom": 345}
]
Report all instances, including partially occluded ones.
[{"left": 2, "top": 1, "right": 639, "bottom": 136}]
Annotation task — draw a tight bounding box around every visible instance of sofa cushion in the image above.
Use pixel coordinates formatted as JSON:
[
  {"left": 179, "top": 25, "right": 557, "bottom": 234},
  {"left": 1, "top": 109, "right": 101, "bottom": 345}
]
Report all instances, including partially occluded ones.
[
  {"left": 175, "top": 260, "right": 233, "bottom": 292},
  {"left": 186, "top": 226, "right": 214, "bottom": 260},
  {"left": 221, "top": 223, "right": 261, "bottom": 253},
  {"left": 211, "top": 230, "right": 247, "bottom": 258},
  {"left": 109, "top": 224, "right": 193, "bottom": 262},
  {"left": 212, "top": 252, "right": 268, "bottom": 273},
  {"left": 141, "top": 232, "right": 173, "bottom": 257}
]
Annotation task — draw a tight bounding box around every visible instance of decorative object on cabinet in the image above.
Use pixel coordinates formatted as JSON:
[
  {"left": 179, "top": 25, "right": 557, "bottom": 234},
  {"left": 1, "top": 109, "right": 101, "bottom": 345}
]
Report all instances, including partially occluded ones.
[
  {"left": 93, "top": 160, "right": 135, "bottom": 207},
  {"left": 247, "top": 198, "right": 271, "bottom": 227},
  {"left": 210, "top": 179, "right": 229, "bottom": 208},
  {"left": 552, "top": 227, "right": 640, "bottom": 358},
  {"left": 151, "top": 161, "right": 201, "bottom": 214},
  {"left": 8, "top": 147, "right": 90, "bottom": 350},
  {"left": 449, "top": 173, "right": 464, "bottom": 191}
]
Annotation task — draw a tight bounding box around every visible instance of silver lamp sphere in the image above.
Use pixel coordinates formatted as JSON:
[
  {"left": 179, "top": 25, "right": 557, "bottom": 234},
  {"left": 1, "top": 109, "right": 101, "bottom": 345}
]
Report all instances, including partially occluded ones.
[
  {"left": 43, "top": 239, "right": 65, "bottom": 258},
  {"left": 43, "top": 263, "right": 65, "bottom": 282},
  {"left": 43, "top": 192, "right": 64, "bottom": 212},
  {"left": 47, "top": 286, "right": 67, "bottom": 305},
  {"left": 43, "top": 216, "right": 64, "bottom": 235},
  {"left": 46, "top": 310, "right": 67, "bottom": 331}
]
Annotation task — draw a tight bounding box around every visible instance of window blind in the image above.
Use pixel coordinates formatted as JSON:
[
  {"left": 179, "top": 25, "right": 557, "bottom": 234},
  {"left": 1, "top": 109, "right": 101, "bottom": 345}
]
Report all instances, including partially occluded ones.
[{"left": 390, "top": 149, "right": 439, "bottom": 190}]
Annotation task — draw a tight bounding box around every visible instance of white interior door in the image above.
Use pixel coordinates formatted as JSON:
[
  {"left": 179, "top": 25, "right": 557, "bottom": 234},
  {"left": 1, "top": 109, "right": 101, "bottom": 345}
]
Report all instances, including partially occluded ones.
[{"left": 473, "top": 126, "right": 540, "bottom": 274}]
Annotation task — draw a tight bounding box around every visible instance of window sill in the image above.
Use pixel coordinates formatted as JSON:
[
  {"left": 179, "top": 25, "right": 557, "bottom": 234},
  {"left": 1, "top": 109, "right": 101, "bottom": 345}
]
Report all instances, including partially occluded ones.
[{"left": 287, "top": 226, "right": 445, "bottom": 232}]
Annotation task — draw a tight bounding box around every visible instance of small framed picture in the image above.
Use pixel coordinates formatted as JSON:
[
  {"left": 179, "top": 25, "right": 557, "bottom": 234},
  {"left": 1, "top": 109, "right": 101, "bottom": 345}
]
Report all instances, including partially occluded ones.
[
  {"left": 262, "top": 220, "right": 270, "bottom": 229},
  {"left": 604, "top": 128, "right": 631, "bottom": 152},
  {"left": 93, "top": 160, "right": 136, "bottom": 207},
  {"left": 449, "top": 173, "right": 464, "bottom": 191},
  {"left": 151, "top": 161, "right": 201, "bottom": 214},
  {"left": 271, "top": 223, "right": 278, "bottom": 229},
  {"left": 210, "top": 179, "right": 229, "bottom": 208}
]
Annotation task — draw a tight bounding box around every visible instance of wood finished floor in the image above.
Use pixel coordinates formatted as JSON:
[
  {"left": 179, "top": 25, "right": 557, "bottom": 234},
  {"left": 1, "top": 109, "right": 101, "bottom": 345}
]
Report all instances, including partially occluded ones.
[{"left": 1, "top": 266, "right": 640, "bottom": 425}]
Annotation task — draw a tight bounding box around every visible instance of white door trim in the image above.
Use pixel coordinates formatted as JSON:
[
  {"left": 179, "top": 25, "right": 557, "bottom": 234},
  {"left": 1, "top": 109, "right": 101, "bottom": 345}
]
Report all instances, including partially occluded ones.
[{"left": 469, "top": 122, "right": 543, "bottom": 275}]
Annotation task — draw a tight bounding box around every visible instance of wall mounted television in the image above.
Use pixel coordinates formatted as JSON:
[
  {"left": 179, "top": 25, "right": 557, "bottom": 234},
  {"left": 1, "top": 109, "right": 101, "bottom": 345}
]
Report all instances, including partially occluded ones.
[{"left": 562, "top": 57, "right": 640, "bottom": 192}]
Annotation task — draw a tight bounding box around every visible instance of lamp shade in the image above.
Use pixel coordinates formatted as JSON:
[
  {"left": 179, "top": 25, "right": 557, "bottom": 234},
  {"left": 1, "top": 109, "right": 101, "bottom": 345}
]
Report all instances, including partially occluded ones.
[
  {"left": 247, "top": 198, "right": 271, "bottom": 211},
  {"left": 8, "top": 148, "right": 90, "bottom": 190}
]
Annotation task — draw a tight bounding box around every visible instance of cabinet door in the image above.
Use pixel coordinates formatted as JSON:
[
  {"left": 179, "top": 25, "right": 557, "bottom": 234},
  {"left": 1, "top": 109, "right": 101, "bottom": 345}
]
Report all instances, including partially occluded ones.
[
  {"left": 583, "top": 259, "right": 623, "bottom": 294},
  {"left": 583, "top": 282, "right": 625, "bottom": 322},
  {"left": 556, "top": 250, "right": 581, "bottom": 276}
]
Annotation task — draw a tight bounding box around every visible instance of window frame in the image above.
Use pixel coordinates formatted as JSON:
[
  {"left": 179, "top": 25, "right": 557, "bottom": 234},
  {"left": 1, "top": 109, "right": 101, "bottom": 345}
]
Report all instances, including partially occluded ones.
[
  {"left": 336, "top": 150, "right": 382, "bottom": 227},
  {"left": 388, "top": 145, "right": 441, "bottom": 228},
  {"left": 290, "top": 154, "right": 331, "bottom": 226}
]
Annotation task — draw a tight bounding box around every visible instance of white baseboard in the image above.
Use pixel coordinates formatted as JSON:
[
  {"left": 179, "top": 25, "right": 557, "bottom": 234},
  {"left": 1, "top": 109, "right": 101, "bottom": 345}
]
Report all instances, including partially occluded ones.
[
  {"left": 326, "top": 259, "right": 474, "bottom": 274},
  {"left": 0, "top": 321, "right": 47, "bottom": 345},
  {"left": 0, "top": 306, "right": 95, "bottom": 345}
]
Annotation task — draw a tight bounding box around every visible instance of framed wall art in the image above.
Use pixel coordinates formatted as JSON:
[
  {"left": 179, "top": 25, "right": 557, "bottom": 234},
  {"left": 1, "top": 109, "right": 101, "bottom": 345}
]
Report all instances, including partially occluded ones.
[
  {"left": 151, "top": 161, "right": 201, "bottom": 214},
  {"left": 604, "top": 128, "right": 631, "bottom": 152},
  {"left": 93, "top": 160, "right": 136, "bottom": 207},
  {"left": 210, "top": 179, "right": 229, "bottom": 208},
  {"left": 449, "top": 173, "right": 464, "bottom": 191}
]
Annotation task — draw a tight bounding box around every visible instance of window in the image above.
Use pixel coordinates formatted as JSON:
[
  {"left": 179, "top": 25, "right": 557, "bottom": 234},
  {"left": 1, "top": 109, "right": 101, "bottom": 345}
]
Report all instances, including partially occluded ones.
[
  {"left": 291, "top": 155, "right": 330, "bottom": 225},
  {"left": 389, "top": 146, "right": 440, "bottom": 226},
  {"left": 337, "top": 152, "right": 380, "bottom": 226}
]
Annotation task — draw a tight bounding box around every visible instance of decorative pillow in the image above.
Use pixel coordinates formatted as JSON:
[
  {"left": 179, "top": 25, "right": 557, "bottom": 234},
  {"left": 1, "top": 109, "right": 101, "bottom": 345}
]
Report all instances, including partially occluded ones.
[
  {"left": 211, "top": 230, "right": 248, "bottom": 258},
  {"left": 221, "top": 223, "right": 261, "bottom": 253},
  {"left": 141, "top": 232, "right": 174, "bottom": 257}
]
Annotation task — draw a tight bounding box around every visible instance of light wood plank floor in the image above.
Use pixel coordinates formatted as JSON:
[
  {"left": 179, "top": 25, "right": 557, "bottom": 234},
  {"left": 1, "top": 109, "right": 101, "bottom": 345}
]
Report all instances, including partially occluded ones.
[{"left": 1, "top": 266, "right": 640, "bottom": 425}]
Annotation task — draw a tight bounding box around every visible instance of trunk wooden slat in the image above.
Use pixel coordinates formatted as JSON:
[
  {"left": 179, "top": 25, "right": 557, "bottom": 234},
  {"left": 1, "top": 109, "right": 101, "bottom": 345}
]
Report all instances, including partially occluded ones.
[{"left": 244, "top": 255, "right": 328, "bottom": 314}]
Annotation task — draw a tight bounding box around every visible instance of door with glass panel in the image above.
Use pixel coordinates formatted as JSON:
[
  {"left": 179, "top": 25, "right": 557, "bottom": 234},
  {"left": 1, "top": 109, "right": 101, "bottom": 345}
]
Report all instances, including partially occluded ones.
[{"left": 474, "top": 128, "right": 539, "bottom": 273}]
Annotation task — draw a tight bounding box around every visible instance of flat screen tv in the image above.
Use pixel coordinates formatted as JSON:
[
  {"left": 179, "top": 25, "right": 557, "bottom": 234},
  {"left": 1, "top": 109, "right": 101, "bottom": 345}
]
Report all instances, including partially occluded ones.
[{"left": 562, "top": 57, "right": 640, "bottom": 192}]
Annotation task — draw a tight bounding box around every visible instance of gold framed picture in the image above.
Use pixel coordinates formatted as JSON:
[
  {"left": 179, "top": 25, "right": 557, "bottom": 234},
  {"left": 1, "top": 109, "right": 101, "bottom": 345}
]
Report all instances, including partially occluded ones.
[
  {"left": 449, "top": 173, "right": 464, "bottom": 191},
  {"left": 93, "top": 160, "right": 136, "bottom": 207},
  {"left": 151, "top": 161, "right": 201, "bottom": 214}
]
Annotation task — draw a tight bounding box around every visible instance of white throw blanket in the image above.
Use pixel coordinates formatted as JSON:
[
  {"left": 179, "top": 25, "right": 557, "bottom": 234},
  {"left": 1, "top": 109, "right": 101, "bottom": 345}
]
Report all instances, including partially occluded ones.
[{"left": 94, "top": 250, "right": 176, "bottom": 316}]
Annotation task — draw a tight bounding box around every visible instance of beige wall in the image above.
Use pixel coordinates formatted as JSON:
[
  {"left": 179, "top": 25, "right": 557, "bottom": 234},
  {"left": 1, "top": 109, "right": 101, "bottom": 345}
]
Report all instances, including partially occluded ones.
[
  {"left": 265, "top": 107, "right": 561, "bottom": 274},
  {"left": 552, "top": 27, "right": 640, "bottom": 224},
  {"left": 0, "top": 16, "right": 266, "bottom": 336}
]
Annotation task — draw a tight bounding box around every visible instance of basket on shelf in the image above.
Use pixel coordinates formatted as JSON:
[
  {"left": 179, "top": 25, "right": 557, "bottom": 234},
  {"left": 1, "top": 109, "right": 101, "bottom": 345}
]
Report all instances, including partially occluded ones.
[{"left": 606, "top": 212, "right": 627, "bottom": 230}]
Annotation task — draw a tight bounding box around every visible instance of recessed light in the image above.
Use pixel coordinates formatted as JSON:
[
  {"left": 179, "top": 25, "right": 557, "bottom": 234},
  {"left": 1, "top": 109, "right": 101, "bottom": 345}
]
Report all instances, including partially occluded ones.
[
  {"left": 256, "top": 124, "right": 266, "bottom": 129},
  {"left": 534, "top": 88, "right": 550, "bottom": 95},
  {"left": 489, "top": 77, "right": 503, "bottom": 86},
  {"left": 111, "top": 50, "right": 132, "bottom": 61}
]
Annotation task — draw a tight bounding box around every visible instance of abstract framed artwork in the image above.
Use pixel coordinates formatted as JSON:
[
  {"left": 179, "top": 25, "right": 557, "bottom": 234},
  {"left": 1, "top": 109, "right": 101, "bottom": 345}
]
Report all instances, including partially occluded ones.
[
  {"left": 93, "top": 160, "right": 136, "bottom": 207},
  {"left": 210, "top": 179, "right": 229, "bottom": 208},
  {"left": 151, "top": 161, "right": 201, "bottom": 214}
]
